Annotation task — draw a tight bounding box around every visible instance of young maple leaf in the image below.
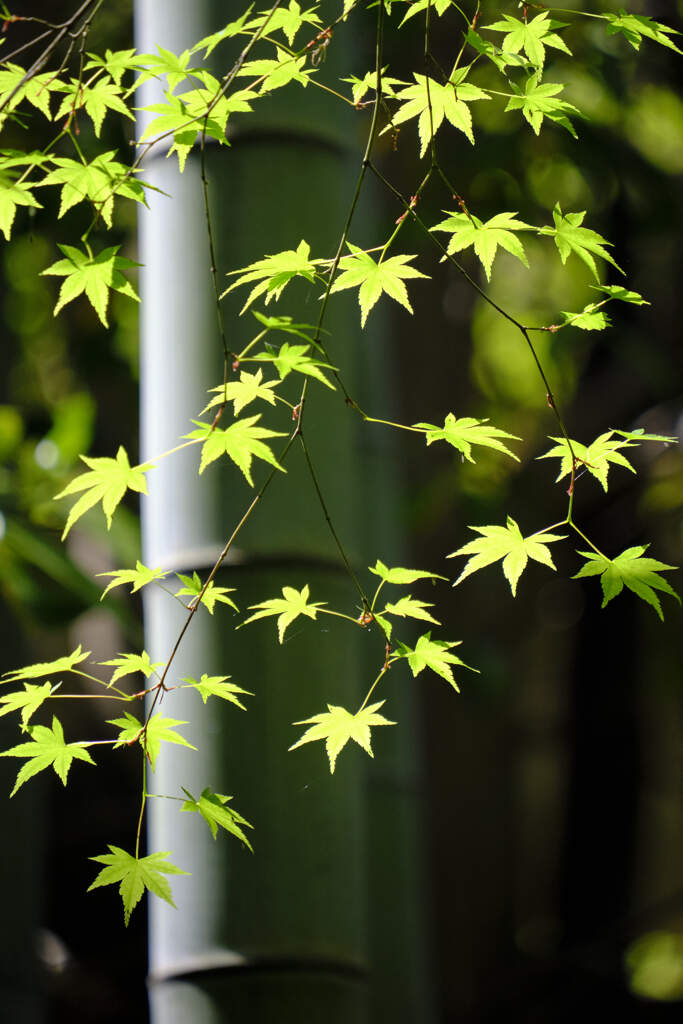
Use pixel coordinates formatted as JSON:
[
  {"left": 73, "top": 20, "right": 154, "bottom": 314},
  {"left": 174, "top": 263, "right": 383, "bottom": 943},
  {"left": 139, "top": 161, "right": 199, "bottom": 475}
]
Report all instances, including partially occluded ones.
[
  {"left": 241, "top": 584, "right": 326, "bottom": 643},
  {"left": 381, "top": 595, "right": 440, "bottom": 626},
  {"left": 539, "top": 431, "right": 637, "bottom": 492},
  {"left": 0, "top": 178, "right": 42, "bottom": 241},
  {"left": 399, "top": 0, "right": 452, "bottom": 27},
  {"left": 38, "top": 152, "right": 147, "bottom": 228},
  {"left": 602, "top": 12, "right": 682, "bottom": 54},
  {"left": 191, "top": 11, "right": 253, "bottom": 57},
  {"left": 449, "top": 516, "right": 566, "bottom": 595},
  {"left": 505, "top": 74, "right": 582, "bottom": 137},
  {"left": 0, "top": 63, "right": 63, "bottom": 121},
  {"left": 483, "top": 11, "right": 572, "bottom": 72},
  {"left": 395, "top": 632, "right": 472, "bottom": 692},
  {"left": 54, "top": 76, "right": 134, "bottom": 137},
  {"left": 97, "top": 561, "right": 169, "bottom": 599},
  {"left": 222, "top": 240, "right": 322, "bottom": 313},
  {"left": 137, "top": 95, "right": 204, "bottom": 171},
  {"left": 84, "top": 47, "right": 146, "bottom": 86},
  {"left": 99, "top": 650, "right": 163, "bottom": 686},
  {"left": 175, "top": 571, "right": 238, "bottom": 615},
  {"left": 2, "top": 644, "right": 90, "bottom": 683},
  {"left": 574, "top": 546, "right": 680, "bottom": 621},
  {"left": 368, "top": 560, "right": 446, "bottom": 586},
  {"left": 251, "top": 343, "right": 336, "bottom": 389},
  {"left": 1, "top": 716, "right": 95, "bottom": 796},
  {"left": 108, "top": 711, "right": 196, "bottom": 770},
  {"left": 538, "top": 204, "right": 623, "bottom": 281},
  {"left": 237, "top": 48, "right": 312, "bottom": 94},
  {"left": 41, "top": 244, "right": 140, "bottom": 327},
  {"left": 342, "top": 67, "right": 405, "bottom": 105},
  {"left": 466, "top": 28, "right": 533, "bottom": 73},
  {"left": 134, "top": 44, "right": 196, "bottom": 92},
  {"left": 329, "top": 242, "right": 428, "bottom": 327},
  {"left": 54, "top": 445, "right": 153, "bottom": 539},
  {"left": 557, "top": 304, "right": 610, "bottom": 331},
  {"left": 88, "top": 846, "right": 187, "bottom": 926},
  {"left": 289, "top": 701, "right": 395, "bottom": 773},
  {"left": 431, "top": 210, "right": 536, "bottom": 281},
  {"left": 385, "top": 71, "right": 490, "bottom": 155},
  {"left": 0, "top": 682, "right": 53, "bottom": 728},
  {"left": 590, "top": 284, "right": 649, "bottom": 306},
  {"left": 182, "top": 674, "right": 252, "bottom": 710},
  {"left": 181, "top": 786, "right": 253, "bottom": 848},
  {"left": 203, "top": 369, "right": 280, "bottom": 417},
  {"left": 248, "top": 1, "right": 322, "bottom": 47},
  {"left": 414, "top": 413, "right": 520, "bottom": 462},
  {"left": 185, "top": 416, "right": 286, "bottom": 486}
]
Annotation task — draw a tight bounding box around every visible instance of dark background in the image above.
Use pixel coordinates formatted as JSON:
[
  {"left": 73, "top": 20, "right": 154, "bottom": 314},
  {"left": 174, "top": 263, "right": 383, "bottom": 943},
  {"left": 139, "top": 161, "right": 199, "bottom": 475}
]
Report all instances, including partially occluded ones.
[{"left": 0, "top": 2, "right": 682, "bottom": 1021}]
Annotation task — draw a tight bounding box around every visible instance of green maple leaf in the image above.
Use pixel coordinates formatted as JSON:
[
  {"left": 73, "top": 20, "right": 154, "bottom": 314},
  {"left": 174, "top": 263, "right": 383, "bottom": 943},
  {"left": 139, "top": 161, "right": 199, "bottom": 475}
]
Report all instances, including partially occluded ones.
[
  {"left": 203, "top": 369, "right": 279, "bottom": 417},
  {"left": 88, "top": 846, "right": 187, "bottom": 926},
  {"left": 2, "top": 644, "right": 90, "bottom": 683},
  {"left": 108, "top": 712, "right": 196, "bottom": 770},
  {"left": 192, "top": 10, "right": 253, "bottom": 57},
  {"left": 483, "top": 11, "right": 571, "bottom": 72},
  {"left": 381, "top": 595, "right": 440, "bottom": 626},
  {"left": 97, "top": 561, "right": 169, "bottom": 599},
  {"left": 465, "top": 28, "right": 532, "bottom": 73},
  {"left": 54, "top": 76, "right": 133, "bottom": 137},
  {"left": 395, "top": 632, "right": 472, "bottom": 692},
  {"left": 99, "top": 650, "right": 163, "bottom": 686},
  {"left": 0, "top": 177, "right": 41, "bottom": 240},
  {"left": 0, "top": 682, "right": 53, "bottom": 728},
  {"left": 611, "top": 428, "right": 677, "bottom": 444},
  {"left": 54, "top": 445, "right": 152, "bottom": 539},
  {"left": 386, "top": 71, "right": 490, "bottom": 155},
  {"left": 249, "top": 1, "right": 321, "bottom": 46},
  {"left": 182, "top": 674, "right": 252, "bottom": 710},
  {"left": 369, "top": 560, "right": 446, "bottom": 585},
  {"left": 505, "top": 73, "right": 581, "bottom": 137},
  {"left": 185, "top": 416, "right": 286, "bottom": 485},
  {"left": 449, "top": 516, "right": 566, "bottom": 595},
  {"left": 0, "top": 64, "right": 62, "bottom": 121},
  {"left": 175, "top": 571, "right": 238, "bottom": 614},
  {"left": 574, "top": 546, "right": 680, "bottom": 620},
  {"left": 557, "top": 305, "right": 610, "bottom": 331},
  {"left": 38, "top": 152, "right": 147, "bottom": 228},
  {"left": 538, "top": 204, "right": 623, "bottom": 281},
  {"left": 84, "top": 48, "right": 145, "bottom": 86},
  {"left": 237, "top": 48, "right": 312, "bottom": 93},
  {"left": 222, "top": 240, "right": 322, "bottom": 313},
  {"left": 414, "top": 413, "right": 520, "bottom": 462},
  {"left": 539, "top": 431, "right": 637, "bottom": 491},
  {"left": 289, "top": 701, "right": 395, "bottom": 773},
  {"left": 1, "top": 716, "right": 95, "bottom": 796},
  {"left": 241, "top": 584, "right": 325, "bottom": 643},
  {"left": 342, "top": 67, "right": 405, "bottom": 105},
  {"left": 330, "top": 243, "right": 428, "bottom": 327},
  {"left": 181, "top": 786, "right": 253, "bottom": 848},
  {"left": 250, "top": 310, "right": 318, "bottom": 340},
  {"left": 137, "top": 95, "right": 203, "bottom": 171},
  {"left": 41, "top": 244, "right": 140, "bottom": 327},
  {"left": 590, "top": 284, "right": 649, "bottom": 306},
  {"left": 602, "top": 11, "right": 682, "bottom": 55},
  {"left": 251, "top": 343, "right": 336, "bottom": 389},
  {"left": 432, "top": 210, "right": 536, "bottom": 281},
  {"left": 179, "top": 72, "right": 254, "bottom": 136},
  {"left": 399, "top": 0, "right": 452, "bottom": 27},
  {"left": 135, "top": 45, "right": 196, "bottom": 92}
]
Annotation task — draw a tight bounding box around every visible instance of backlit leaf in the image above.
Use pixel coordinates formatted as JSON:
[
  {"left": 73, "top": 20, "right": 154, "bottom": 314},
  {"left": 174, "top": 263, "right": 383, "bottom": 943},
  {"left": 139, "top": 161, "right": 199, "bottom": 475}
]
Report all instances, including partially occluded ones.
[
  {"left": 88, "top": 846, "right": 187, "bottom": 926},
  {"left": 54, "top": 445, "right": 152, "bottom": 538},
  {"left": 241, "top": 584, "right": 325, "bottom": 643},
  {"left": 1, "top": 716, "right": 94, "bottom": 796},
  {"left": 181, "top": 787, "right": 253, "bottom": 848},
  {"left": 414, "top": 413, "right": 520, "bottom": 462},
  {"left": 289, "top": 701, "right": 395, "bottom": 773},
  {"left": 574, "top": 546, "right": 680, "bottom": 620},
  {"left": 449, "top": 517, "right": 566, "bottom": 595}
]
